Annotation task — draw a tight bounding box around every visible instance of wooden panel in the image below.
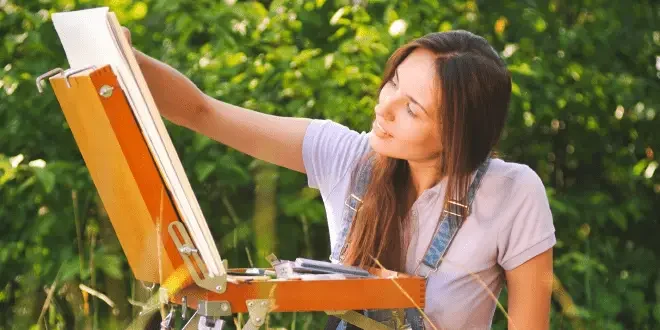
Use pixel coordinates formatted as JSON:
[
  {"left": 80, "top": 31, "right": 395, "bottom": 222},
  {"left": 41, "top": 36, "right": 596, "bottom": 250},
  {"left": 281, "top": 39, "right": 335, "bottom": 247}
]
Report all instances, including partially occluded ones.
[
  {"left": 50, "top": 66, "right": 183, "bottom": 283},
  {"left": 171, "top": 275, "right": 425, "bottom": 313}
]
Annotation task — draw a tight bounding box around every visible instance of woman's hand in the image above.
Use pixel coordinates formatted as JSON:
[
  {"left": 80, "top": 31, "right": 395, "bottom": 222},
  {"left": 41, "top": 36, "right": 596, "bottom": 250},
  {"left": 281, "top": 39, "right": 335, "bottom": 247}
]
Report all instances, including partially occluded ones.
[{"left": 121, "top": 26, "right": 132, "bottom": 47}]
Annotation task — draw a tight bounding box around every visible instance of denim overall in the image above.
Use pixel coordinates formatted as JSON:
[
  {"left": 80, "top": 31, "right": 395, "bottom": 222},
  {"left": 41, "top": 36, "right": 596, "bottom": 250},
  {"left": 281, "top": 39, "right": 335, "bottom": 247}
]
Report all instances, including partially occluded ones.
[{"left": 328, "top": 156, "right": 491, "bottom": 330}]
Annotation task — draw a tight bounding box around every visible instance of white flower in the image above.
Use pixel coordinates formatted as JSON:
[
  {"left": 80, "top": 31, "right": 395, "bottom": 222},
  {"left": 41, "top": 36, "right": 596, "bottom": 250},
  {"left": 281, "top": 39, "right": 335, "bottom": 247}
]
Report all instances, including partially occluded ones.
[
  {"left": 389, "top": 19, "right": 407, "bottom": 37},
  {"left": 29, "top": 159, "right": 47, "bottom": 168},
  {"left": 645, "top": 161, "right": 658, "bottom": 179},
  {"left": 330, "top": 8, "right": 345, "bottom": 26},
  {"left": 9, "top": 154, "right": 24, "bottom": 168},
  {"left": 199, "top": 57, "right": 210, "bottom": 68},
  {"left": 231, "top": 20, "right": 248, "bottom": 36},
  {"left": 502, "top": 44, "right": 518, "bottom": 58},
  {"left": 324, "top": 54, "right": 334, "bottom": 69}
]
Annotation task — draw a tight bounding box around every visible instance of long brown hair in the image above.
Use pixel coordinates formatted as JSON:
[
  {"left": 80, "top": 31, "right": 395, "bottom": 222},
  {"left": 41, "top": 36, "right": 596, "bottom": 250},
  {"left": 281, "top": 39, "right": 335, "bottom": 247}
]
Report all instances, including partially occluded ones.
[{"left": 343, "top": 30, "right": 512, "bottom": 272}]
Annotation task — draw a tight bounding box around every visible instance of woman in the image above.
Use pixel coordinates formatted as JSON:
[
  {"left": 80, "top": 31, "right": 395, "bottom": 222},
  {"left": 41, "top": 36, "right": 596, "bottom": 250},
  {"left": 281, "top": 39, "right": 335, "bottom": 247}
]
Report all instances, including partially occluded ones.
[{"left": 124, "top": 27, "right": 555, "bottom": 329}]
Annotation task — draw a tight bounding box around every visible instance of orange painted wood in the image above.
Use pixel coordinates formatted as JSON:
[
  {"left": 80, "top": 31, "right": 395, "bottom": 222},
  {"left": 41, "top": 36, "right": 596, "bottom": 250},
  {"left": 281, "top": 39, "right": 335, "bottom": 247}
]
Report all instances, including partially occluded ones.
[
  {"left": 50, "top": 65, "right": 183, "bottom": 283},
  {"left": 170, "top": 269, "right": 425, "bottom": 313}
]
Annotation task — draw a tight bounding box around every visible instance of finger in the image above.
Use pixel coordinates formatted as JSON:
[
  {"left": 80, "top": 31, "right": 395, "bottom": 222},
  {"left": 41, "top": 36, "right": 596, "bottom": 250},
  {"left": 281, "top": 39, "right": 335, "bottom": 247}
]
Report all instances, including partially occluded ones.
[{"left": 121, "top": 26, "right": 132, "bottom": 45}]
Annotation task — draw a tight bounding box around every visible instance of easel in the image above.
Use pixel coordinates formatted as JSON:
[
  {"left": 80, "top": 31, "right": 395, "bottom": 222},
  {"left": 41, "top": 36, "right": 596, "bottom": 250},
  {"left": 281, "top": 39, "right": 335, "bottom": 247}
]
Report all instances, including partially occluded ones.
[{"left": 36, "top": 65, "right": 426, "bottom": 330}]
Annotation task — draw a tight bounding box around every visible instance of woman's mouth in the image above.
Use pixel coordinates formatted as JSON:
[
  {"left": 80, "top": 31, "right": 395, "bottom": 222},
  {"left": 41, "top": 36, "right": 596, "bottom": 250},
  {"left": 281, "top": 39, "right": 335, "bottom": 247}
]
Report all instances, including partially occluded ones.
[{"left": 372, "top": 120, "right": 393, "bottom": 138}]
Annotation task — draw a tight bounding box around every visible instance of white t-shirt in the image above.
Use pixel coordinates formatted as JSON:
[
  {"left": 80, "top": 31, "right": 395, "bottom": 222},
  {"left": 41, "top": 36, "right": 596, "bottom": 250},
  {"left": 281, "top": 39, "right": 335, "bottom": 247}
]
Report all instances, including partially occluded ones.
[{"left": 302, "top": 119, "right": 556, "bottom": 329}]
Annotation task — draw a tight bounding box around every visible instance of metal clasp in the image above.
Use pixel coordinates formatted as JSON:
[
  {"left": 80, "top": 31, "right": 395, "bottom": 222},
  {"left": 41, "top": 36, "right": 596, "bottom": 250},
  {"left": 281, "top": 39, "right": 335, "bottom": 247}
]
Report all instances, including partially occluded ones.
[
  {"left": 338, "top": 241, "right": 350, "bottom": 262},
  {"left": 443, "top": 200, "right": 469, "bottom": 217},
  {"left": 344, "top": 193, "right": 363, "bottom": 212},
  {"left": 412, "top": 262, "right": 434, "bottom": 279}
]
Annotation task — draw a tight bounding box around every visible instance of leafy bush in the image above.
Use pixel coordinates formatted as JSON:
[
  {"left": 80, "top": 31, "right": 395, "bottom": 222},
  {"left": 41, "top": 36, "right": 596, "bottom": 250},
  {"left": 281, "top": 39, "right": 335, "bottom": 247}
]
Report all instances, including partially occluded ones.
[{"left": 1, "top": 0, "right": 658, "bottom": 329}]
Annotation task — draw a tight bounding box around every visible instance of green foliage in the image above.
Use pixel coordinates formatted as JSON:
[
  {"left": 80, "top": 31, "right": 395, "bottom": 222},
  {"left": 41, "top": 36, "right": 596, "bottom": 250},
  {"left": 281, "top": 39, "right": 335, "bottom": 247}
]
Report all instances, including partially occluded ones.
[{"left": 1, "top": 0, "right": 659, "bottom": 329}]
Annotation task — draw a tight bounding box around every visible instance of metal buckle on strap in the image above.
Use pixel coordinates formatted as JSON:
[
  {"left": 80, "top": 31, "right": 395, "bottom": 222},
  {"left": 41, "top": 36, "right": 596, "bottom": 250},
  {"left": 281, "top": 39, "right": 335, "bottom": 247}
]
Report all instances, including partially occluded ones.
[
  {"left": 338, "top": 241, "right": 350, "bottom": 262},
  {"left": 443, "top": 200, "right": 469, "bottom": 217},
  {"left": 344, "top": 193, "right": 363, "bottom": 212},
  {"left": 413, "top": 262, "right": 436, "bottom": 279}
]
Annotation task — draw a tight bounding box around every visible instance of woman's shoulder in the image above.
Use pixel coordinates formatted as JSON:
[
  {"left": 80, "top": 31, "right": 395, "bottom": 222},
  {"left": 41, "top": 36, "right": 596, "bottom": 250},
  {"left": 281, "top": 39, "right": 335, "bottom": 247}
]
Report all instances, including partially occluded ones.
[
  {"left": 477, "top": 157, "right": 549, "bottom": 213},
  {"left": 302, "top": 119, "right": 371, "bottom": 195},
  {"left": 484, "top": 158, "right": 556, "bottom": 270},
  {"left": 484, "top": 157, "right": 545, "bottom": 190}
]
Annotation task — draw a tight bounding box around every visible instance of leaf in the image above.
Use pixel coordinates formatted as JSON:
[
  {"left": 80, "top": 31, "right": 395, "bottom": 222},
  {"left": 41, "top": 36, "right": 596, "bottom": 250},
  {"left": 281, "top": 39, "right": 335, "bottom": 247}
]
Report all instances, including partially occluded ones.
[
  {"left": 384, "top": 6, "right": 399, "bottom": 24},
  {"left": 195, "top": 161, "right": 216, "bottom": 182},
  {"left": 33, "top": 168, "right": 55, "bottom": 193},
  {"left": 608, "top": 209, "right": 627, "bottom": 231},
  {"left": 508, "top": 63, "right": 535, "bottom": 76},
  {"left": 97, "top": 253, "right": 124, "bottom": 280},
  {"left": 59, "top": 258, "right": 81, "bottom": 282},
  {"left": 193, "top": 134, "right": 213, "bottom": 152},
  {"left": 632, "top": 159, "right": 648, "bottom": 176}
]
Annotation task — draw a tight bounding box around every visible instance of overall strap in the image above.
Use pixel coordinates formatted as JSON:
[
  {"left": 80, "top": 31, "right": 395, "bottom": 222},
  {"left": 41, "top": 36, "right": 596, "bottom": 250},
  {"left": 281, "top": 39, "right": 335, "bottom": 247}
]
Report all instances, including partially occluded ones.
[
  {"left": 413, "top": 157, "right": 491, "bottom": 278},
  {"left": 329, "top": 155, "right": 374, "bottom": 263},
  {"left": 404, "top": 158, "right": 491, "bottom": 330},
  {"left": 326, "top": 155, "right": 375, "bottom": 330},
  {"left": 329, "top": 157, "right": 491, "bottom": 330}
]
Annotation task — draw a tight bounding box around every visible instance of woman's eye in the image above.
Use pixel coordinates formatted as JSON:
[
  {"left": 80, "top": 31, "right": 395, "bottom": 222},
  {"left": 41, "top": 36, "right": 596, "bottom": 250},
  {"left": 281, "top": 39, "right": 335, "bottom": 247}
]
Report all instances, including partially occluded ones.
[{"left": 407, "top": 104, "right": 416, "bottom": 117}]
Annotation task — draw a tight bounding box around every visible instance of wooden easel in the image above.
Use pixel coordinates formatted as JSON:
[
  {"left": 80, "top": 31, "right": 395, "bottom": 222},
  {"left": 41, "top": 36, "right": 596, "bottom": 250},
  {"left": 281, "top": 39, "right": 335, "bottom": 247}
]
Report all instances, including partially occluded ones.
[{"left": 37, "top": 65, "right": 426, "bottom": 330}]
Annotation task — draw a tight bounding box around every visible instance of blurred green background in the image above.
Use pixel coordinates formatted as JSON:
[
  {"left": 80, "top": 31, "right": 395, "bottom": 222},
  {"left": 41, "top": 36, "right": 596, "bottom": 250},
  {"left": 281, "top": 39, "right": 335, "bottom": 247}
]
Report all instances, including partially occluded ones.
[{"left": 1, "top": 0, "right": 659, "bottom": 329}]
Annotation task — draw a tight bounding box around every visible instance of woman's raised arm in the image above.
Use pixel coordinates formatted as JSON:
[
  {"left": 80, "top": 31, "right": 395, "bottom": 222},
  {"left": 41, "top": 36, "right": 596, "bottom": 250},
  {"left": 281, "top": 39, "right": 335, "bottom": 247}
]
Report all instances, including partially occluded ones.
[{"left": 133, "top": 47, "right": 311, "bottom": 174}]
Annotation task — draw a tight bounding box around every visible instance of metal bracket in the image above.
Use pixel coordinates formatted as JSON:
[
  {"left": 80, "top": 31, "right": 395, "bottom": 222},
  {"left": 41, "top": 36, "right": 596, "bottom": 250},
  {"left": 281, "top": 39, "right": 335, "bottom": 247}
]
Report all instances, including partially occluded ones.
[
  {"left": 181, "top": 296, "right": 188, "bottom": 320},
  {"left": 63, "top": 65, "right": 97, "bottom": 88},
  {"left": 36, "top": 68, "right": 64, "bottom": 94},
  {"left": 243, "top": 299, "right": 273, "bottom": 330},
  {"left": 181, "top": 311, "right": 226, "bottom": 330},
  {"left": 180, "top": 299, "right": 230, "bottom": 330},
  {"left": 160, "top": 306, "right": 176, "bottom": 330},
  {"left": 198, "top": 300, "right": 232, "bottom": 318},
  {"left": 198, "top": 316, "right": 225, "bottom": 330},
  {"left": 36, "top": 65, "right": 99, "bottom": 94},
  {"left": 168, "top": 221, "right": 228, "bottom": 294}
]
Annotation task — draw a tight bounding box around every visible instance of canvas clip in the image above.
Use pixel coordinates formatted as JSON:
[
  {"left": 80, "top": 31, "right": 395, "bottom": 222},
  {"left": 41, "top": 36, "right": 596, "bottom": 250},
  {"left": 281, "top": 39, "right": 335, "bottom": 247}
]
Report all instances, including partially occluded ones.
[
  {"left": 36, "top": 65, "right": 99, "bottom": 94},
  {"left": 168, "top": 221, "right": 228, "bottom": 294}
]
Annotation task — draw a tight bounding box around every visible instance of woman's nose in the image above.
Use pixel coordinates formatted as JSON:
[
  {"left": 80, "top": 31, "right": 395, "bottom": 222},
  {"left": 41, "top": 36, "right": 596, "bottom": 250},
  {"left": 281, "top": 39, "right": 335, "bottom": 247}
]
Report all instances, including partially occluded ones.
[{"left": 375, "top": 97, "right": 397, "bottom": 121}]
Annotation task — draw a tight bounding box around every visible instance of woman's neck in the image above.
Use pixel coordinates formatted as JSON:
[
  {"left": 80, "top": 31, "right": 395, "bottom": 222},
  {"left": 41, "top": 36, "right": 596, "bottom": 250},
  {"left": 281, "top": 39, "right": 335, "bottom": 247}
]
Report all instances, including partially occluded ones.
[{"left": 407, "top": 158, "right": 442, "bottom": 198}]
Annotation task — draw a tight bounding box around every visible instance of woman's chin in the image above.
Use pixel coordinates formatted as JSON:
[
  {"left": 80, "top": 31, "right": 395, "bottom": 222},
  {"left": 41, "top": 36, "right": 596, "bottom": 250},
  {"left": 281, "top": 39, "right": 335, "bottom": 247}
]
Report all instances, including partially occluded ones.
[{"left": 368, "top": 132, "right": 394, "bottom": 155}]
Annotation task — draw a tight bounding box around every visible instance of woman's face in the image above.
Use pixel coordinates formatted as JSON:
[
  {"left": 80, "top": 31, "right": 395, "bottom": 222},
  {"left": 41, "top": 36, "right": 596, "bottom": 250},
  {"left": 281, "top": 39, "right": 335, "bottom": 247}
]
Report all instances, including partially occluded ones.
[{"left": 369, "top": 48, "right": 442, "bottom": 162}]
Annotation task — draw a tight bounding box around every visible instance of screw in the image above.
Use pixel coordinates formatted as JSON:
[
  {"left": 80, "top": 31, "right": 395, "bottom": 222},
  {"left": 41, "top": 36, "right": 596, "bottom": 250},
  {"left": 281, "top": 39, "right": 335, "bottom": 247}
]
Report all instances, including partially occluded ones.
[
  {"left": 261, "top": 301, "right": 267, "bottom": 307},
  {"left": 248, "top": 301, "right": 254, "bottom": 307},
  {"left": 255, "top": 317, "right": 262, "bottom": 324},
  {"left": 99, "top": 85, "right": 114, "bottom": 98},
  {"left": 179, "top": 245, "right": 198, "bottom": 255},
  {"left": 221, "top": 303, "right": 229, "bottom": 311}
]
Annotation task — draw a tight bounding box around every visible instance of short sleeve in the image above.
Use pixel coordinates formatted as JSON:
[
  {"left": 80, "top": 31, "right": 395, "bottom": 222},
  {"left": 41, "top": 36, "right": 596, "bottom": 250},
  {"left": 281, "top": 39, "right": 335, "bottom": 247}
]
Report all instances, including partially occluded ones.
[
  {"left": 302, "top": 119, "right": 370, "bottom": 196},
  {"left": 497, "top": 166, "right": 556, "bottom": 271}
]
